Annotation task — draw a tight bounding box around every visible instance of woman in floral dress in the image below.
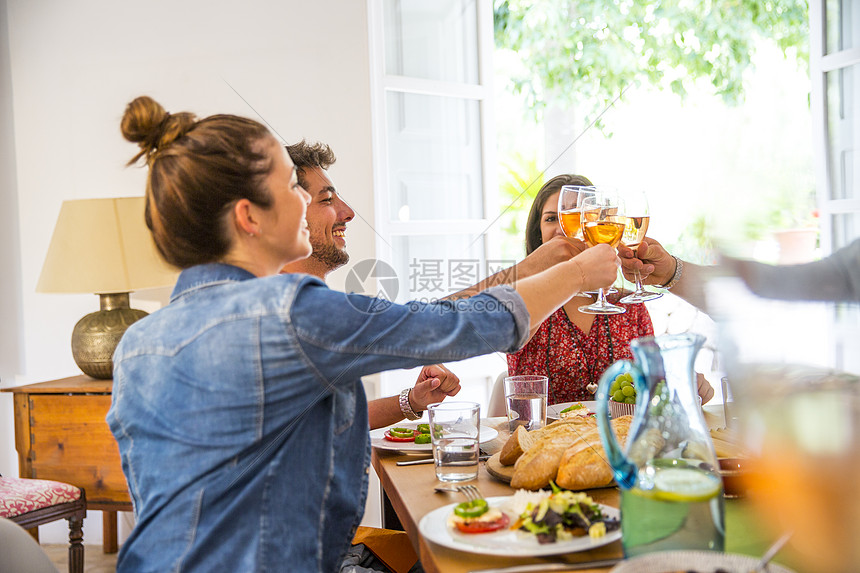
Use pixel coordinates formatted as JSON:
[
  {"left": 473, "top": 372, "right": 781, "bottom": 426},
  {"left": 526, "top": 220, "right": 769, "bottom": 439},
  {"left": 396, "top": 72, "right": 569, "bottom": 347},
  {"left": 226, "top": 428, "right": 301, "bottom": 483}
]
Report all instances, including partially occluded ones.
[{"left": 506, "top": 175, "right": 654, "bottom": 404}]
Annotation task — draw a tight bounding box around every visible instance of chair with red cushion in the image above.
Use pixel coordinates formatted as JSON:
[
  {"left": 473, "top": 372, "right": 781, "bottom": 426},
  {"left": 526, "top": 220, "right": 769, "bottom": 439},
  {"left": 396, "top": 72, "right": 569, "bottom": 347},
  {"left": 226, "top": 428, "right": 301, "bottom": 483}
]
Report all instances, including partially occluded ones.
[{"left": 0, "top": 476, "right": 86, "bottom": 573}]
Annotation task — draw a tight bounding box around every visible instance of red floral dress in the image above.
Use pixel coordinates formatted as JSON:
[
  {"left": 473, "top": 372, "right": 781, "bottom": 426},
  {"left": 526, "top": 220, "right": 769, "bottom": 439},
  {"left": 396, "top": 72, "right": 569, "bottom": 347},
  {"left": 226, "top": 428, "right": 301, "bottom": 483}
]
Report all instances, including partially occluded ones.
[{"left": 507, "top": 301, "right": 654, "bottom": 404}]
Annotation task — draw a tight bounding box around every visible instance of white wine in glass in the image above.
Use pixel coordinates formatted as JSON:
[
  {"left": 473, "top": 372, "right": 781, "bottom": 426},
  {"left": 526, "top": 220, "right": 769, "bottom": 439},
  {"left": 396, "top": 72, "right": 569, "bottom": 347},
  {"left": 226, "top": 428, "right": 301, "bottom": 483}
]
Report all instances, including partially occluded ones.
[
  {"left": 559, "top": 186, "right": 619, "bottom": 296},
  {"left": 622, "top": 215, "right": 650, "bottom": 246},
  {"left": 578, "top": 193, "right": 627, "bottom": 315},
  {"left": 620, "top": 190, "right": 662, "bottom": 304},
  {"left": 559, "top": 209, "right": 582, "bottom": 239},
  {"left": 557, "top": 185, "right": 595, "bottom": 240},
  {"left": 582, "top": 219, "right": 626, "bottom": 247}
]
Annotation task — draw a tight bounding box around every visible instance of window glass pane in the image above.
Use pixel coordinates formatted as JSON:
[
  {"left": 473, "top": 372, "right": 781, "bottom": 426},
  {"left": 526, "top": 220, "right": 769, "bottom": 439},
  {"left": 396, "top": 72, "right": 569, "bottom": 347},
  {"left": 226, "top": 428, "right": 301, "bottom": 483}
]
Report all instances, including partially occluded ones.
[
  {"left": 826, "top": 66, "right": 856, "bottom": 200},
  {"left": 386, "top": 91, "right": 484, "bottom": 220},
  {"left": 835, "top": 304, "right": 860, "bottom": 373},
  {"left": 826, "top": 0, "right": 859, "bottom": 54},
  {"left": 383, "top": 0, "right": 479, "bottom": 83},
  {"left": 390, "top": 234, "right": 487, "bottom": 302},
  {"left": 830, "top": 211, "right": 860, "bottom": 249}
]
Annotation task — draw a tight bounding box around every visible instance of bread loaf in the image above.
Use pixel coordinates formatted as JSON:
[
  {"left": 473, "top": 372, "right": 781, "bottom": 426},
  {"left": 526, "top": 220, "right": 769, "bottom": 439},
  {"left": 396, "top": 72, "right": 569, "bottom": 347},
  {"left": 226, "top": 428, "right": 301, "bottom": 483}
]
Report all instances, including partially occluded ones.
[
  {"left": 499, "top": 417, "right": 594, "bottom": 466},
  {"left": 499, "top": 425, "right": 532, "bottom": 465},
  {"left": 709, "top": 427, "right": 748, "bottom": 458},
  {"left": 555, "top": 416, "right": 632, "bottom": 490},
  {"left": 509, "top": 417, "right": 598, "bottom": 489}
]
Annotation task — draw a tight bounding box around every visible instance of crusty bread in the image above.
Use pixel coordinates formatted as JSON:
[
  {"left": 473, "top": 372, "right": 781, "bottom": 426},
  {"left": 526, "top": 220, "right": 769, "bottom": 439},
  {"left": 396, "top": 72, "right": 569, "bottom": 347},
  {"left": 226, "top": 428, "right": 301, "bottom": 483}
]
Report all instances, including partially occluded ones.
[
  {"left": 499, "top": 417, "right": 595, "bottom": 466},
  {"left": 708, "top": 427, "right": 749, "bottom": 458},
  {"left": 555, "top": 416, "right": 632, "bottom": 490},
  {"left": 509, "top": 417, "right": 598, "bottom": 489},
  {"left": 499, "top": 425, "right": 532, "bottom": 465}
]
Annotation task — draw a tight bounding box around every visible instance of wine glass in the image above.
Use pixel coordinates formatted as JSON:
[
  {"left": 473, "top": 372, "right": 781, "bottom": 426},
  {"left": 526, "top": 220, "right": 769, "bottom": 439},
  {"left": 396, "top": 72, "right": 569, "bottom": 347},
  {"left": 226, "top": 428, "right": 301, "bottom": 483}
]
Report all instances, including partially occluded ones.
[
  {"left": 578, "top": 192, "right": 627, "bottom": 315},
  {"left": 558, "top": 186, "right": 618, "bottom": 296},
  {"left": 619, "top": 190, "right": 663, "bottom": 304},
  {"left": 557, "top": 185, "right": 595, "bottom": 240}
]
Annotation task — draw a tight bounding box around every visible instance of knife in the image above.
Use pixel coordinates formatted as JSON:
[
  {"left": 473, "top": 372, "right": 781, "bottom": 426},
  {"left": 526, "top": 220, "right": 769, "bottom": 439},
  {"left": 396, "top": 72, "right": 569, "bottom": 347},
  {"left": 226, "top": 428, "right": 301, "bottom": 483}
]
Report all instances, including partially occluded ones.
[
  {"left": 466, "top": 558, "right": 622, "bottom": 573},
  {"left": 396, "top": 454, "right": 490, "bottom": 466}
]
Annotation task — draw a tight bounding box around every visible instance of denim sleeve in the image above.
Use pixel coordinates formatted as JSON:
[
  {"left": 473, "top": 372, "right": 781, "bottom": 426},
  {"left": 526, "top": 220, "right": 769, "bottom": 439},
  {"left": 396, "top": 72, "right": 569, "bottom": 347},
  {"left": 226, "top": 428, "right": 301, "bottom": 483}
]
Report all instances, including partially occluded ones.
[{"left": 288, "top": 279, "right": 530, "bottom": 384}]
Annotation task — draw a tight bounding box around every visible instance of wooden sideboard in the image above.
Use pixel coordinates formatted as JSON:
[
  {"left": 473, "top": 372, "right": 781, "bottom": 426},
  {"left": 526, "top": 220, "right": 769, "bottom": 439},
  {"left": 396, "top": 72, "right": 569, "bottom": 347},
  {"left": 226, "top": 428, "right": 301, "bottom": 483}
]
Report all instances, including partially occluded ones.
[{"left": 2, "top": 375, "right": 132, "bottom": 553}]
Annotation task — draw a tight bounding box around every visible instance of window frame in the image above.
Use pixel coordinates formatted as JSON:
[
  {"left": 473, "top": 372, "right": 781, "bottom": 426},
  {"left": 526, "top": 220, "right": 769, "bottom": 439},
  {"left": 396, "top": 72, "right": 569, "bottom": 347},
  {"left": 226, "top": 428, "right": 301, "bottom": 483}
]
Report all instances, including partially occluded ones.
[
  {"left": 367, "top": 0, "right": 506, "bottom": 400},
  {"left": 810, "top": 0, "right": 860, "bottom": 370}
]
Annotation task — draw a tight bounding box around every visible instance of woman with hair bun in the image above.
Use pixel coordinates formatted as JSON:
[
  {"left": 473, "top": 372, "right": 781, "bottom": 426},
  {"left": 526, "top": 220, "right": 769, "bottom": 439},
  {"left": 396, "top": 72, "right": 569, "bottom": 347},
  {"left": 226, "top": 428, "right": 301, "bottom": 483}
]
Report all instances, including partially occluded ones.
[{"left": 107, "top": 96, "right": 621, "bottom": 572}]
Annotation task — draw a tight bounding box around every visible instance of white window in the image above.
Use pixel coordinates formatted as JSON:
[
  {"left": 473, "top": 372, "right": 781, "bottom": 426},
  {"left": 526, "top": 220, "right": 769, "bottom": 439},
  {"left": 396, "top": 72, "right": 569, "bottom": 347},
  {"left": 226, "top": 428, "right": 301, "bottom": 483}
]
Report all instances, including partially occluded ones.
[
  {"left": 811, "top": 0, "right": 860, "bottom": 370},
  {"left": 368, "top": 0, "right": 506, "bottom": 403}
]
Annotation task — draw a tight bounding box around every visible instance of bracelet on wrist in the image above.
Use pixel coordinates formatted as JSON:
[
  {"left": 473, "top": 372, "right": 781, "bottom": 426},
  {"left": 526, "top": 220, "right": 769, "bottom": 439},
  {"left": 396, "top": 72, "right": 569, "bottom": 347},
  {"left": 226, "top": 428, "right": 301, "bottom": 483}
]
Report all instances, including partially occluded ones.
[
  {"left": 661, "top": 256, "right": 684, "bottom": 290},
  {"left": 399, "top": 388, "right": 421, "bottom": 421}
]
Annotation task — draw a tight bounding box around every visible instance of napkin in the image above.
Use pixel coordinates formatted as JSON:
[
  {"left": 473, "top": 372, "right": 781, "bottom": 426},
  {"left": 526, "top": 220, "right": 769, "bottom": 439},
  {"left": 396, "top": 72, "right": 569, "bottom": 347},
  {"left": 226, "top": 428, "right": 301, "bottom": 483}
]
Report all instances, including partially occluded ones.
[{"left": 351, "top": 526, "right": 418, "bottom": 573}]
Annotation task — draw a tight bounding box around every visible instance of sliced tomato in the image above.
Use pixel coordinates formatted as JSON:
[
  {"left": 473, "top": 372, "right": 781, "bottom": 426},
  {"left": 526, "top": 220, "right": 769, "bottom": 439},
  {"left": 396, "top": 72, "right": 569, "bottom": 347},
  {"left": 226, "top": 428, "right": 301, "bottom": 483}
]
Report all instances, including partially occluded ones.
[
  {"left": 383, "top": 429, "right": 418, "bottom": 442},
  {"left": 453, "top": 513, "right": 510, "bottom": 534}
]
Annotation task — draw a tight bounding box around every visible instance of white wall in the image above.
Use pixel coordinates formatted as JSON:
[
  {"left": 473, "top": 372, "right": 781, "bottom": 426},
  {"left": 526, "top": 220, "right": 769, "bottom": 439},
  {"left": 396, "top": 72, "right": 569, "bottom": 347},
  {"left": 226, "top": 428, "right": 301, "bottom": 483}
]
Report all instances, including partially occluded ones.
[
  {"left": 0, "top": 0, "right": 24, "bottom": 500},
  {"left": 1, "top": 0, "right": 376, "bottom": 543}
]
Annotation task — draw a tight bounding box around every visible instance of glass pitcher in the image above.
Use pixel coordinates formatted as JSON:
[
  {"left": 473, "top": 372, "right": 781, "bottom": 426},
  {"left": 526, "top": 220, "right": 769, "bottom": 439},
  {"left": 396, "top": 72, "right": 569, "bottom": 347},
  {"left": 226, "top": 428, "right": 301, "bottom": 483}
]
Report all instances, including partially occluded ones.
[{"left": 596, "top": 333, "right": 724, "bottom": 558}]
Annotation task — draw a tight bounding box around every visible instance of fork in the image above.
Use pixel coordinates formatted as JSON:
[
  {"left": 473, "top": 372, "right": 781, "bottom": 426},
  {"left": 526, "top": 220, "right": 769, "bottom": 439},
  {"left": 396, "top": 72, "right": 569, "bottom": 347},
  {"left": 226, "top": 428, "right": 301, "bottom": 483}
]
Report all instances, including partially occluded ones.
[{"left": 434, "top": 484, "right": 483, "bottom": 502}]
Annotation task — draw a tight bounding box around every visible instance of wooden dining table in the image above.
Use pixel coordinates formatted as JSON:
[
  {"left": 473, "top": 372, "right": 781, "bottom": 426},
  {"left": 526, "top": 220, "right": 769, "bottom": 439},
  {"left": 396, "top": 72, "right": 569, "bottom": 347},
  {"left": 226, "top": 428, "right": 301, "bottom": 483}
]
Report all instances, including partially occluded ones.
[
  {"left": 372, "top": 444, "right": 623, "bottom": 573},
  {"left": 369, "top": 407, "right": 792, "bottom": 573}
]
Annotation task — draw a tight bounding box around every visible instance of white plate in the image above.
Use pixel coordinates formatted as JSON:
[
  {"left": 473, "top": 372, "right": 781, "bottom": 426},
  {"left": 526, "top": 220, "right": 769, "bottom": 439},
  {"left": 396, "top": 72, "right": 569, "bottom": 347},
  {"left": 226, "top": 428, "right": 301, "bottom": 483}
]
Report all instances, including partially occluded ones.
[
  {"left": 418, "top": 495, "right": 621, "bottom": 556},
  {"left": 610, "top": 550, "right": 796, "bottom": 573},
  {"left": 547, "top": 401, "right": 598, "bottom": 419},
  {"left": 370, "top": 422, "right": 498, "bottom": 452}
]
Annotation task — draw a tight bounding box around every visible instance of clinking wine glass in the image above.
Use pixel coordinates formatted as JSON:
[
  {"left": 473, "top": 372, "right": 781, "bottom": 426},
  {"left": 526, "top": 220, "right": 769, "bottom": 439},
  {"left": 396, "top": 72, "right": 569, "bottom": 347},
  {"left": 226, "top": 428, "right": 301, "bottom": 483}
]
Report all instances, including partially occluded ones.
[
  {"left": 619, "top": 190, "right": 662, "bottom": 304},
  {"left": 557, "top": 185, "right": 595, "bottom": 240},
  {"left": 578, "top": 192, "right": 627, "bottom": 315},
  {"left": 559, "top": 185, "right": 617, "bottom": 296}
]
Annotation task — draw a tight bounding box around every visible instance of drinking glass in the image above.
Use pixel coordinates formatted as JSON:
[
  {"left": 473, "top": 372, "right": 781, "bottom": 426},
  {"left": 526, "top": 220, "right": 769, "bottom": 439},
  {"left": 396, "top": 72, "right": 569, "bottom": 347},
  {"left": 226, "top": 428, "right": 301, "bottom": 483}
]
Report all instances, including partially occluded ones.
[
  {"left": 708, "top": 276, "right": 860, "bottom": 572},
  {"left": 427, "top": 401, "right": 480, "bottom": 482},
  {"left": 736, "top": 367, "right": 860, "bottom": 572},
  {"left": 619, "top": 190, "right": 662, "bottom": 304},
  {"left": 579, "top": 192, "right": 627, "bottom": 315},
  {"left": 504, "top": 375, "right": 548, "bottom": 431}
]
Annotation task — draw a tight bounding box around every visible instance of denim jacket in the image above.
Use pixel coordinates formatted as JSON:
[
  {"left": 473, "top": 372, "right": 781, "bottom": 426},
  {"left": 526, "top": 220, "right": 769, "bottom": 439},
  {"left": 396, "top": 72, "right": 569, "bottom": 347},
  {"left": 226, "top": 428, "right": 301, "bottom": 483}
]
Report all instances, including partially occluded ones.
[{"left": 107, "top": 263, "right": 529, "bottom": 573}]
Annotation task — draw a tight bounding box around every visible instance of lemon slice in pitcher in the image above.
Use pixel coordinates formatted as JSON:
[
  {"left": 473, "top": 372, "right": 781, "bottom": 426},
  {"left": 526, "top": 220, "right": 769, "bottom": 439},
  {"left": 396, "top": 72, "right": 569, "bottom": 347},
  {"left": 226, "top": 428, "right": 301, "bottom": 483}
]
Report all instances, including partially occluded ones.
[{"left": 652, "top": 467, "right": 722, "bottom": 503}]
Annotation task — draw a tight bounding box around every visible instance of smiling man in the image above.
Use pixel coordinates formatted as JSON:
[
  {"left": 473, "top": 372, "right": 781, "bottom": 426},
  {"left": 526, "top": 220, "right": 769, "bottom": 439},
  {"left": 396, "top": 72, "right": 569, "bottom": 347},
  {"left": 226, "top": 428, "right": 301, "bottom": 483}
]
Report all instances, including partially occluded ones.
[{"left": 281, "top": 140, "right": 461, "bottom": 430}]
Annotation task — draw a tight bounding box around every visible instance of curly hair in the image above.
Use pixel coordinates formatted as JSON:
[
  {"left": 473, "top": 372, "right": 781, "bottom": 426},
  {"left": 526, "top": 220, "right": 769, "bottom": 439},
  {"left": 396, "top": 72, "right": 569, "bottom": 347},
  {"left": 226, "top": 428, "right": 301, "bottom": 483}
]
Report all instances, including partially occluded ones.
[
  {"left": 121, "top": 95, "right": 275, "bottom": 268},
  {"left": 524, "top": 174, "right": 594, "bottom": 255},
  {"left": 285, "top": 140, "right": 336, "bottom": 187}
]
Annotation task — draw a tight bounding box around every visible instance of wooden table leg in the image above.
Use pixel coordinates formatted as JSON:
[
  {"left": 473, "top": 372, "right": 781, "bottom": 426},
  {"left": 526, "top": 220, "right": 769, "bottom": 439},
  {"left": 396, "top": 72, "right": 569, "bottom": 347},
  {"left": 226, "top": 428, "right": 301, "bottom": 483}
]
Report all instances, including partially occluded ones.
[{"left": 102, "top": 511, "right": 118, "bottom": 553}]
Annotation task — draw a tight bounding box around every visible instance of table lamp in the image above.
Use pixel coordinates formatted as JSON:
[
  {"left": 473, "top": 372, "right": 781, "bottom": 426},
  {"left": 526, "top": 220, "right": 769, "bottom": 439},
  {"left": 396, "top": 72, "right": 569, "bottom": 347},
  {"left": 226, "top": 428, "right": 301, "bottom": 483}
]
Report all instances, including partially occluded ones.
[{"left": 37, "top": 197, "right": 178, "bottom": 379}]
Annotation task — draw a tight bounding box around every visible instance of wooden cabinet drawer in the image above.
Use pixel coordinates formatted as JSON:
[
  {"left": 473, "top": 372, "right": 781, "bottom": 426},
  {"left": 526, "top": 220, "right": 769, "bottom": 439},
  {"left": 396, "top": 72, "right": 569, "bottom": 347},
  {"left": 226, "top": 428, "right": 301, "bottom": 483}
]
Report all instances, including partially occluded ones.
[{"left": 24, "top": 394, "right": 130, "bottom": 505}]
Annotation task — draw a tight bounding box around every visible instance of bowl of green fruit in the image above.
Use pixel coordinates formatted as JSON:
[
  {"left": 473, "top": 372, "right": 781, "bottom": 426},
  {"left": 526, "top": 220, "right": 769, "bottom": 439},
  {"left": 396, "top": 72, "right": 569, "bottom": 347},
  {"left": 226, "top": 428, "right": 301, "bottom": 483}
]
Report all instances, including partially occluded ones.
[{"left": 609, "top": 372, "right": 637, "bottom": 418}]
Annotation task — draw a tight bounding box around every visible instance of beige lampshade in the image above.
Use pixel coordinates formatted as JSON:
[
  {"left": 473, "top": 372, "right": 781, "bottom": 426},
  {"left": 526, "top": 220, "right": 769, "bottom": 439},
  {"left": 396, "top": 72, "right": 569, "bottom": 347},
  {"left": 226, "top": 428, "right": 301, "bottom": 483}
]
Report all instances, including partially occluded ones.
[{"left": 37, "top": 197, "right": 177, "bottom": 294}]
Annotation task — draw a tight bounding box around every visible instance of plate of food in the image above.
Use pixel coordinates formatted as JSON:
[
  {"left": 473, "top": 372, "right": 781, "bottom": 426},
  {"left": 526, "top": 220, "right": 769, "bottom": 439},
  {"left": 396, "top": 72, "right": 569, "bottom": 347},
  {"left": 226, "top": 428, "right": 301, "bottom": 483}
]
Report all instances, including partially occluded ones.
[
  {"left": 418, "top": 488, "right": 621, "bottom": 556},
  {"left": 547, "top": 401, "right": 597, "bottom": 420},
  {"left": 369, "top": 422, "right": 498, "bottom": 452}
]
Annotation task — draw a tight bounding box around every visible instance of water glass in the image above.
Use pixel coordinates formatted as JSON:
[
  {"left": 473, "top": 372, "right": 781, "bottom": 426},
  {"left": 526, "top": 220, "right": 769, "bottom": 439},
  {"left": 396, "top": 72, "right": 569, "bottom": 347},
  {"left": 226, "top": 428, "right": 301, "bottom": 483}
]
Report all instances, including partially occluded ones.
[
  {"left": 504, "top": 375, "right": 548, "bottom": 432},
  {"left": 427, "top": 401, "right": 480, "bottom": 482},
  {"left": 720, "top": 376, "right": 736, "bottom": 427}
]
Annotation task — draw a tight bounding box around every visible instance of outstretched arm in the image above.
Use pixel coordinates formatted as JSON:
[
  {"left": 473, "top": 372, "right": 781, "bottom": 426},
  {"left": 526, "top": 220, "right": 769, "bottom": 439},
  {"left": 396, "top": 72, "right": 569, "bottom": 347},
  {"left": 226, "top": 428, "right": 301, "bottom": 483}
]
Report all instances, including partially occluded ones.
[
  {"left": 447, "top": 236, "right": 589, "bottom": 300},
  {"left": 617, "top": 238, "right": 711, "bottom": 310},
  {"left": 619, "top": 236, "right": 860, "bottom": 308}
]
